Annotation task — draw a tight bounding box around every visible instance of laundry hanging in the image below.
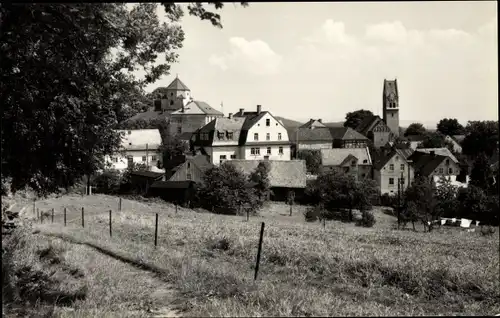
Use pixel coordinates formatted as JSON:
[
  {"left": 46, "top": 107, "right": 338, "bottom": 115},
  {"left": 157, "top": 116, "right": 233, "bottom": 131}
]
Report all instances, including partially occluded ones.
[{"left": 460, "top": 218, "right": 472, "bottom": 228}]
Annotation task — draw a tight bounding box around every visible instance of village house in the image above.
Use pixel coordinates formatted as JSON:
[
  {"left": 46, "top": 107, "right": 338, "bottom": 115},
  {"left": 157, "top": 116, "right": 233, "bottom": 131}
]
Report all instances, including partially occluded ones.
[
  {"left": 228, "top": 159, "right": 307, "bottom": 201},
  {"left": 288, "top": 119, "right": 369, "bottom": 151},
  {"left": 409, "top": 150, "right": 462, "bottom": 182},
  {"left": 320, "top": 147, "right": 373, "bottom": 181},
  {"left": 165, "top": 153, "right": 213, "bottom": 183},
  {"left": 372, "top": 148, "right": 415, "bottom": 195},
  {"left": 105, "top": 129, "right": 162, "bottom": 171},
  {"left": 192, "top": 105, "right": 292, "bottom": 165}
]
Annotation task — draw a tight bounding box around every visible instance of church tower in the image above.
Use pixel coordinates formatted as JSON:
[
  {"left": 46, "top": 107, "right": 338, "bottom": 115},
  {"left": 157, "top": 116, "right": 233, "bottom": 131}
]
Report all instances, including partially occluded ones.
[
  {"left": 152, "top": 75, "right": 191, "bottom": 113},
  {"left": 382, "top": 79, "right": 400, "bottom": 137}
]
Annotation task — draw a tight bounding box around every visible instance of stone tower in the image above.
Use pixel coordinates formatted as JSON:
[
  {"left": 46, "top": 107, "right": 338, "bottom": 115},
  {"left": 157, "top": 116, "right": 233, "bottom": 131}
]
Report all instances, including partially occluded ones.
[
  {"left": 382, "top": 79, "right": 400, "bottom": 137},
  {"left": 152, "top": 75, "right": 191, "bottom": 112}
]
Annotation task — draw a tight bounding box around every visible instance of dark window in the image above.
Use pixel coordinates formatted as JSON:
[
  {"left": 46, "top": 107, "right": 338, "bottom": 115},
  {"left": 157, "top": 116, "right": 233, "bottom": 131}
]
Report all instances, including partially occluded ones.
[
  {"left": 264, "top": 156, "right": 270, "bottom": 160},
  {"left": 439, "top": 168, "right": 444, "bottom": 174},
  {"left": 251, "top": 147, "right": 260, "bottom": 155},
  {"left": 266, "top": 133, "right": 270, "bottom": 141},
  {"left": 112, "top": 157, "right": 118, "bottom": 163},
  {"left": 227, "top": 132, "right": 233, "bottom": 140},
  {"left": 351, "top": 160, "right": 356, "bottom": 166},
  {"left": 142, "top": 156, "right": 147, "bottom": 162},
  {"left": 154, "top": 100, "right": 161, "bottom": 111},
  {"left": 401, "top": 164, "right": 405, "bottom": 171},
  {"left": 363, "top": 159, "right": 368, "bottom": 164},
  {"left": 186, "top": 173, "right": 192, "bottom": 180},
  {"left": 187, "top": 162, "right": 191, "bottom": 169},
  {"left": 448, "top": 168, "right": 453, "bottom": 174},
  {"left": 218, "top": 132, "right": 224, "bottom": 140},
  {"left": 152, "top": 155, "right": 157, "bottom": 161},
  {"left": 230, "top": 155, "right": 236, "bottom": 159},
  {"left": 177, "top": 126, "right": 182, "bottom": 133},
  {"left": 267, "top": 147, "right": 271, "bottom": 154},
  {"left": 254, "top": 133, "right": 259, "bottom": 141},
  {"left": 220, "top": 155, "right": 227, "bottom": 161},
  {"left": 279, "top": 147, "right": 283, "bottom": 154},
  {"left": 389, "top": 164, "right": 394, "bottom": 171},
  {"left": 266, "top": 119, "right": 271, "bottom": 126},
  {"left": 389, "top": 178, "right": 394, "bottom": 185},
  {"left": 170, "top": 100, "right": 174, "bottom": 105},
  {"left": 278, "top": 133, "right": 282, "bottom": 140}
]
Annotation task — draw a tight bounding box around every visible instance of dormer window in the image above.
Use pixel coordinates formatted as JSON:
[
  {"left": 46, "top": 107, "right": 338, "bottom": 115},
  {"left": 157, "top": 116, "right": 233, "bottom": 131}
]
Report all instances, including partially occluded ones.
[
  {"left": 227, "top": 132, "right": 233, "bottom": 140},
  {"left": 217, "top": 132, "right": 224, "bottom": 140},
  {"left": 351, "top": 160, "right": 356, "bottom": 166},
  {"left": 266, "top": 119, "right": 270, "bottom": 126},
  {"left": 278, "top": 133, "right": 282, "bottom": 140},
  {"left": 363, "top": 159, "right": 368, "bottom": 164}
]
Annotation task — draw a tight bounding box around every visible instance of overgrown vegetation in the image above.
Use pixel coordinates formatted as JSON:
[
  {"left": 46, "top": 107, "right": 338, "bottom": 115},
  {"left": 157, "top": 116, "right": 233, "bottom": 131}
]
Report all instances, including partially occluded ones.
[{"left": 297, "top": 150, "right": 322, "bottom": 175}]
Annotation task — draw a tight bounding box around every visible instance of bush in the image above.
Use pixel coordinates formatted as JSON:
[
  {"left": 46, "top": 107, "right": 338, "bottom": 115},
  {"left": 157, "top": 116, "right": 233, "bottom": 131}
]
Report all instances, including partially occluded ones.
[
  {"left": 304, "top": 205, "right": 321, "bottom": 222},
  {"left": 356, "top": 210, "right": 376, "bottom": 228},
  {"left": 93, "top": 169, "right": 121, "bottom": 194}
]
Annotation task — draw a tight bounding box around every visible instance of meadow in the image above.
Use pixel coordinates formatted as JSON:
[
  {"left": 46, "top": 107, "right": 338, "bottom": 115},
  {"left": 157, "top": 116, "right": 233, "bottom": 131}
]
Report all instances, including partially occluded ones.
[{"left": 4, "top": 194, "right": 500, "bottom": 317}]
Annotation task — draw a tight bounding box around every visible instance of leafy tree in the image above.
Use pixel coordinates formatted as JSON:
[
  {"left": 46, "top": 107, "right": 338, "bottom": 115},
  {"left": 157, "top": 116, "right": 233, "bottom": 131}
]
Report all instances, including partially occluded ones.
[
  {"left": 343, "top": 109, "right": 374, "bottom": 130},
  {"left": 418, "top": 131, "right": 454, "bottom": 150},
  {"left": 248, "top": 161, "right": 271, "bottom": 208},
  {"left": 402, "top": 176, "right": 438, "bottom": 232},
  {"left": 198, "top": 162, "right": 255, "bottom": 215},
  {"left": 1, "top": 2, "right": 247, "bottom": 196},
  {"left": 469, "top": 153, "right": 495, "bottom": 194},
  {"left": 120, "top": 162, "right": 148, "bottom": 193},
  {"left": 456, "top": 185, "right": 487, "bottom": 221},
  {"left": 434, "top": 176, "right": 459, "bottom": 218},
  {"left": 436, "top": 118, "right": 465, "bottom": 136},
  {"left": 297, "top": 150, "right": 322, "bottom": 175},
  {"left": 93, "top": 169, "right": 121, "bottom": 194},
  {"left": 404, "top": 123, "right": 426, "bottom": 137},
  {"left": 462, "top": 121, "right": 499, "bottom": 158}
]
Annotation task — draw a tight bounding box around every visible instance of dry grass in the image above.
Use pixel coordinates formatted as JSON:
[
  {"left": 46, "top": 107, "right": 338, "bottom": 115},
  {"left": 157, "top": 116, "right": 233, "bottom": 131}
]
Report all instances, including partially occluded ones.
[{"left": 16, "top": 194, "right": 500, "bottom": 316}]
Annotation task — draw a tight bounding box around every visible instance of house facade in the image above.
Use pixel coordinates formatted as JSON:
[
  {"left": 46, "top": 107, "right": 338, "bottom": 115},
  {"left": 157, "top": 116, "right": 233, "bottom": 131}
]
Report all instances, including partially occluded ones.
[
  {"left": 373, "top": 149, "right": 415, "bottom": 195},
  {"left": 409, "top": 151, "right": 461, "bottom": 180},
  {"left": 192, "top": 105, "right": 291, "bottom": 165},
  {"left": 355, "top": 115, "right": 395, "bottom": 148},
  {"left": 151, "top": 76, "right": 192, "bottom": 113},
  {"left": 167, "top": 153, "right": 213, "bottom": 183},
  {"left": 168, "top": 100, "right": 224, "bottom": 136},
  {"left": 320, "top": 147, "right": 373, "bottom": 181},
  {"left": 105, "top": 129, "right": 162, "bottom": 171}
]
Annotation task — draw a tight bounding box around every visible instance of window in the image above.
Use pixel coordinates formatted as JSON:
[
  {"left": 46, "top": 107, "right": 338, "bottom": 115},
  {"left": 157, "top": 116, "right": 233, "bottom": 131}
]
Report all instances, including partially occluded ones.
[
  {"left": 351, "top": 160, "right": 356, "bottom": 166},
  {"left": 389, "top": 178, "right": 394, "bottom": 185},
  {"left": 448, "top": 168, "right": 453, "bottom": 174},
  {"left": 264, "top": 156, "right": 270, "bottom": 160},
  {"left": 186, "top": 173, "right": 192, "bottom": 180},
  {"left": 363, "top": 159, "right": 368, "bottom": 164},
  {"left": 391, "top": 113, "right": 394, "bottom": 117},
  {"left": 266, "top": 133, "right": 270, "bottom": 141},
  {"left": 400, "top": 164, "right": 405, "bottom": 171},
  {"left": 152, "top": 155, "right": 157, "bottom": 161},
  {"left": 278, "top": 133, "right": 282, "bottom": 140},
  {"left": 112, "top": 157, "right": 118, "bottom": 163},
  {"left": 266, "top": 119, "right": 270, "bottom": 126},
  {"left": 170, "top": 92, "right": 173, "bottom": 97},
  {"left": 389, "top": 164, "right": 394, "bottom": 171},
  {"left": 362, "top": 173, "right": 366, "bottom": 178},
  {"left": 170, "top": 100, "right": 174, "bottom": 105},
  {"left": 401, "top": 177, "right": 405, "bottom": 184},
  {"left": 227, "top": 132, "right": 233, "bottom": 140},
  {"left": 201, "top": 133, "right": 209, "bottom": 141},
  {"left": 251, "top": 147, "right": 260, "bottom": 155},
  {"left": 343, "top": 167, "right": 350, "bottom": 173},
  {"left": 439, "top": 168, "right": 444, "bottom": 174},
  {"left": 220, "top": 155, "right": 227, "bottom": 161},
  {"left": 446, "top": 159, "right": 450, "bottom": 165},
  {"left": 177, "top": 126, "right": 182, "bottom": 133},
  {"left": 230, "top": 155, "right": 236, "bottom": 159},
  {"left": 267, "top": 147, "right": 271, "bottom": 155},
  {"left": 279, "top": 147, "right": 283, "bottom": 154},
  {"left": 254, "top": 133, "right": 259, "bottom": 141},
  {"left": 218, "top": 132, "right": 224, "bottom": 140},
  {"left": 142, "top": 156, "right": 147, "bottom": 162}
]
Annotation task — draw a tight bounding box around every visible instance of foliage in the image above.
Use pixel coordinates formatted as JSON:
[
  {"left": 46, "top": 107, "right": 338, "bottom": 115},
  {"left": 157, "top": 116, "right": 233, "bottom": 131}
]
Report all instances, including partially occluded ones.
[
  {"left": 198, "top": 162, "right": 256, "bottom": 215},
  {"left": 304, "top": 204, "right": 322, "bottom": 222},
  {"left": 1, "top": 3, "right": 245, "bottom": 196},
  {"left": 469, "top": 152, "right": 495, "bottom": 194},
  {"left": 436, "top": 118, "right": 465, "bottom": 136},
  {"left": 297, "top": 150, "right": 322, "bottom": 175},
  {"left": 456, "top": 185, "right": 487, "bottom": 221},
  {"left": 119, "top": 162, "right": 148, "bottom": 194},
  {"left": 462, "top": 121, "right": 499, "bottom": 158},
  {"left": 343, "top": 109, "right": 374, "bottom": 130},
  {"left": 93, "top": 169, "right": 122, "bottom": 194},
  {"left": 433, "top": 176, "right": 459, "bottom": 218},
  {"left": 404, "top": 123, "right": 426, "bottom": 137},
  {"left": 248, "top": 161, "right": 271, "bottom": 209},
  {"left": 356, "top": 210, "right": 376, "bottom": 228},
  {"left": 418, "top": 132, "right": 453, "bottom": 150},
  {"left": 402, "top": 176, "right": 438, "bottom": 232}
]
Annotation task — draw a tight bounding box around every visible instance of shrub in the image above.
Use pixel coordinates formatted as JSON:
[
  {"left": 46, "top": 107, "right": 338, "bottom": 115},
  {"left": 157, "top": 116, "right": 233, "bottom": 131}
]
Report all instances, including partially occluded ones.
[
  {"left": 304, "top": 205, "right": 321, "bottom": 222},
  {"left": 93, "top": 169, "right": 121, "bottom": 194},
  {"left": 356, "top": 210, "right": 376, "bottom": 228}
]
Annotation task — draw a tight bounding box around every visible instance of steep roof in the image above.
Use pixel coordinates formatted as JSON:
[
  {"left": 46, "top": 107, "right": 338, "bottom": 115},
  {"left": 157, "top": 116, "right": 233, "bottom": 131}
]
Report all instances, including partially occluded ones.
[
  {"left": 373, "top": 148, "right": 414, "bottom": 170},
  {"left": 228, "top": 160, "right": 307, "bottom": 188},
  {"left": 130, "top": 171, "right": 164, "bottom": 179},
  {"left": 415, "top": 148, "right": 458, "bottom": 163},
  {"left": 234, "top": 111, "right": 273, "bottom": 145},
  {"left": 383, "top": 79, "right": 398, "bottom": 97},
  {"left": 188, "top": 154, "right": 213, "bottom": 172},
  {"left": 411, "top": 153, "right": 448, "bottom": 177},
  {"left": 341, "top": 127, "right": 369, "bottom": 140},
  {"left": 321, "top": 147, "right": 372, "bottom": 166},
  {"left": 171, "top": 100, "right": 223, "bottom": 116},
  {"left": 166, "top": 77, "right": 190, "bottom": 91},
  {"left": 355, "top": 115, "right": 383, "bottom": 135}
]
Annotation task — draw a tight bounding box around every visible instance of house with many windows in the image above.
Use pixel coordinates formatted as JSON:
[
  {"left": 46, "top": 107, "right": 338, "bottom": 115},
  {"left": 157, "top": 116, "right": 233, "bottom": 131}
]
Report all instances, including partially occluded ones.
[
  {"left": 320, "top": 147, "right": 373, "bottom": 181},
  {"left": 192, "top": 105, "right": 291, "bottom": 165},
  {"left": 105, "top": 129, "right": 162, "bottom": 171},
  {"left": 372, "top": 148, "right": 415, "bottom": 195}
]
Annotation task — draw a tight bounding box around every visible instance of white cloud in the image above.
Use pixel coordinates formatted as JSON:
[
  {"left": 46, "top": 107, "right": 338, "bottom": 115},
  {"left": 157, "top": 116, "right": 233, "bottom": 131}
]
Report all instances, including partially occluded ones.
[
  {"left": 208, "top": 37, "right": 283, "bottom": 76},
  {"left": 365, "top": 21, "right": 408, "bottom": 44},
  {"left": 305, "top": 19, "right": 357, "bottom": 46}
]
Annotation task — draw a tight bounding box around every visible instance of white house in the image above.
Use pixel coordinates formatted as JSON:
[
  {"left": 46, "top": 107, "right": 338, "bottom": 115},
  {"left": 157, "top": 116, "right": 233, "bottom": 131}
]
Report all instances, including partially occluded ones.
[
  {"left": 192, "top": 105, "right": 291, "bottom": 165},
  {"left": 105, "top": 129, "right": 163, "bottom": 171}
]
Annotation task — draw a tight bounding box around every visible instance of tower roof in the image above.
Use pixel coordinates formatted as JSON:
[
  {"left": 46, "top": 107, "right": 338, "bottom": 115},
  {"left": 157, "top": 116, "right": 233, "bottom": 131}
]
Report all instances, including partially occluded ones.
[
  {"left": 383, "top": 79, "right": 398, "bottom": 97},
  {"left": 166, "top": 77, "right": 190, "bottom": 91}
]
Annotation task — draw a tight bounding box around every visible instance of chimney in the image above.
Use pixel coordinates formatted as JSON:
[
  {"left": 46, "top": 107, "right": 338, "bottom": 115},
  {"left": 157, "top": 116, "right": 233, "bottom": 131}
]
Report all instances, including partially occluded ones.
[
  {"left": 318, "top": 119, "right": 322, "bottom": 123},
  {"left": 257, "top": 105, "right": 261, "bottom": 114},
  {"left": 228, "top": 113, "right": 233, "bottom": 119},
  {"left": 239, "top": 108, "right": 244, "bottom": 115}
]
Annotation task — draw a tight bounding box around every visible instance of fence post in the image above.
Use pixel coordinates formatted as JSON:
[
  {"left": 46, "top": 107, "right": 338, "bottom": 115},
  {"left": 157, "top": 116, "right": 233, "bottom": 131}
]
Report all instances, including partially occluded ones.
[
  {"left": 33, "top": 200, "right": 36, "bottom": 215},
  {"left": 64, "top": 207, "right": 67, "bottom": 226},
  {"left": 246, "top": 209, "right": 249, "bottom": 222},
  {"left": 254, "top": 222, "right": 265, "bottom": 281},
  {"left": 323, "top": 217, "right": 326, "bottom": 228},
  {"left": 154, "top": 213, "right": 158, "bottom": 247},
  {"left": 109, "top": 210, "right": 112, "bottom": 237},
  {"left": 40, "top": 209, "right": 43, "bottom": 224},
  {"left": 51, "top": 208, "right": 54, "bottom": 223},
  {"left": 37, "top": 208, "right": 39, "bottom": 221},
  {"left": 119, "top": 198, "right": 122, "bottom": 212},
  {"left": 81, "top": 207, "right": 85, "bottom": 228}
]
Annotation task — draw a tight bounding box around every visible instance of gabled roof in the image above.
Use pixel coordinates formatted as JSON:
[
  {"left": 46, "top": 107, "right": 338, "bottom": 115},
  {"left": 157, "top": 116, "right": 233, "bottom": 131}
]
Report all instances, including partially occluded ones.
[
  {"left": 339, "top": 154, "right": 359, "bottom": 166},
  {"left": 355, "top": 115, "right": 383, "bottom": 135},
  {"left": 178, "top": 132, "right": 194, "bottom": 141},
  {"left": 196, "top": 117, "right": 246, "bottom": 146},
  {"left": 410, "top": 153, "right": 448, "bottom": 177},
  {"left": 288, "top": 126, "right": 368, "bottom": 143},
  {"left": 299, "top": 119, "right": 326, "bottom": 129},
  {"left": 228, "top": 160, "right": 307, "bottom": 188},
  {"left": 130, "top": 171, "right": 165, "bottom": 179},
  {"left": 171, "top": 100, "right": 223, "bottom": 116},
  {"left": 166, "top": 77, "right": 190, "bottom": 91},
  {"left": 415, "top": 148, "right": 458, "bottom": 163},
  {"left": 321, "top": 147, "right": 372, "bottom": 166},
  {"left": 341, "top": 127, "right": 369, "bottom": 140},
  {"left": 373, "top": 148, "right": 414, "bottom": 170}
]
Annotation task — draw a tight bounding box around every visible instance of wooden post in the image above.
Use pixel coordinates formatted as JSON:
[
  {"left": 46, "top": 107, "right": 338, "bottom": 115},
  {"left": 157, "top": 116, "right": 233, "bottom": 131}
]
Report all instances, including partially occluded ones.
[
  {"left": 40, "top": 209, "right": 43, "bottom": 224},
  {"left": 323, "top": 217, "right": 326, "bottom": 228},
  {"left": 51, "top": 208, "right": 54, "bottom": 223},
  {"left": 246, "top": 209, "right": 249, "bottom": 222},
  {"left": 37, "top": 208, "right": 39, "bottom": 221},
  {"left": 109, "top": 210, "right": 112, "bottom": 237},
  {"left": 254, "top": 222, "right": 265, "bottom": 281},
  {"left": 289, "top": 205, "right": 292, "bottom": 216},
  {"left": 119, "top": 197, "right": 122, "bottom": 212},
  {"left": 81, "top": 207, "right": 85, "bottom": 228},
  {"left": 154, "top": 213, "right": 159, "bottom": 247},
  {"left": 64, "top": 207, "right": 67, "bottom": 226},
  {"left": 33, "top": 200, "right": 36, "bottom": 215}
]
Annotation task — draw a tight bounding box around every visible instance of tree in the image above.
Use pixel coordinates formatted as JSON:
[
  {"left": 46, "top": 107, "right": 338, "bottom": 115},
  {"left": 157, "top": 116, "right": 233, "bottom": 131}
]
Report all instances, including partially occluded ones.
[
  {"left": 434, "top": 176, "right": 459, "bottom": 218},
  {"left": 418, "top": 131, "right": 453, "bottom": 149},
  {"left": 248, "top": 161, "right": 271, "bottom": 208},
  {"left": 343, "top": 109, "right": 374, "bottom": 130},
  {"left": 462, "top": 121, "right": 499, "bottom": 158},
  {"left": 404, "top": 123, "right": 426, "bottom": 137},
  {"left": 469, "top": 153, "right": 495, "bottom": 194},
  {"left": 198, "top": 162, "right": 255, "bottom": 215},
  {"left": 297, "top": 150, "right": 322, "bottom": 175},
  {"left": 1, "top": 3, "right": 247, "bottom": 196},
  {"left": 436, "top": 118, "right": 465, "bottom": 136},
  {"left": 456, "top": 185, "right": 487, "bottom": 221},
  {"left": 402, "top": 176, "right": 438, "bottom": 232}
]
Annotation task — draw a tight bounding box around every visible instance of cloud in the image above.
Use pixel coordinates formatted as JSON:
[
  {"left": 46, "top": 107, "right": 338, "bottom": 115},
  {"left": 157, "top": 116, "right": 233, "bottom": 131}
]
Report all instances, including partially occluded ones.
[
  {"left": 208, "top": 37, "right": 283, "bottom": 76},
  {"left": 305, "top": 19, "right": 356, "bottom": 46}
]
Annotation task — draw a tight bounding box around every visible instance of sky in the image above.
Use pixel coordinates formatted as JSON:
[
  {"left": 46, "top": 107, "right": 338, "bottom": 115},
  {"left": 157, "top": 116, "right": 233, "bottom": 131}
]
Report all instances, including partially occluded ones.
[{"left": 140, "top": 2, "right": 497, "bottom": 128}]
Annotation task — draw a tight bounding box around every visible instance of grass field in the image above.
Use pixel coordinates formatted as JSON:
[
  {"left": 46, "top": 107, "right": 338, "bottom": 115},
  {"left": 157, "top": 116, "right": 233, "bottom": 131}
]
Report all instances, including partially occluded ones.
[{"left": 5, "top": 194, "right": 500, "bottom": 317}]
